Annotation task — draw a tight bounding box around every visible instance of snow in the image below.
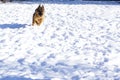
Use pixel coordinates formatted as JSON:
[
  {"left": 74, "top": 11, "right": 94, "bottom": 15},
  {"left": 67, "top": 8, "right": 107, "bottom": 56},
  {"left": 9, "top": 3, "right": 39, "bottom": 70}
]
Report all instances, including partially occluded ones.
[{"left": 0, "top": 1, "right": 120, "bottom": 80}]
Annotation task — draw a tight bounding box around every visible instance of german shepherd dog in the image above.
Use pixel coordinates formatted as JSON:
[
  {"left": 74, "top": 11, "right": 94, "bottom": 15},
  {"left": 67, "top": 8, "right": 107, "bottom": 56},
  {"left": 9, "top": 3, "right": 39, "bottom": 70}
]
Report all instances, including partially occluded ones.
[{"left": 32, "top": 5, "right": 45, "bottom": 26}]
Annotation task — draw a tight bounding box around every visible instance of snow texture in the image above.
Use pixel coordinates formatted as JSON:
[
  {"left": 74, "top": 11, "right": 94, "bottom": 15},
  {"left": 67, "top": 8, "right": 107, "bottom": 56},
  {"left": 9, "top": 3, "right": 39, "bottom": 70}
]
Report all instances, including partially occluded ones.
[{"left": 0, "top": 1, "right": 120, "bottom": 80}]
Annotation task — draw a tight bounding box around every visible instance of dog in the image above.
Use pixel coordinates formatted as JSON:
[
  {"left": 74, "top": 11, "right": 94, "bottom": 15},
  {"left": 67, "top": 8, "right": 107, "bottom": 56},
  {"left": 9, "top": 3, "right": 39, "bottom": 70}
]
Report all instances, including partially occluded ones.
[{"left": 32, "top": 5, "right": 45, "bottom": 26}]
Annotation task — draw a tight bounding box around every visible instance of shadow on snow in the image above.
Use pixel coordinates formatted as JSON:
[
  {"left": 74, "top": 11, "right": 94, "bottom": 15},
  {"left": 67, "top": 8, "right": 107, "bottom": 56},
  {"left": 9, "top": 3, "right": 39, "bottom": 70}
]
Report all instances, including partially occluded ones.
[
  {"left": 0, "top": 76, "right": 32, "bottom": 80},
  {"left": 0, "top": 23, "right": 26, "bottom": 29}
]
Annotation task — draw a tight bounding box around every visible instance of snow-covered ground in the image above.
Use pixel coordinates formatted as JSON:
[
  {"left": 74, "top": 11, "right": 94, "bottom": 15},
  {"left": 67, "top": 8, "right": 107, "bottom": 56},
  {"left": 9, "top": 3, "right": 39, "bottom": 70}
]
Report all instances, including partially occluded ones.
[{"left": 0, "top": 1, "right": 120, "bottom": 80}]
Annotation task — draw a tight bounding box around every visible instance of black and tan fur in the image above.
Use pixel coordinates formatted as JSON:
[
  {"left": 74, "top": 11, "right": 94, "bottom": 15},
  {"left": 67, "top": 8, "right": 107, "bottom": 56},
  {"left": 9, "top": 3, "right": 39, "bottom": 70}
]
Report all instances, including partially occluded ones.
[{"left": 32, "top": 5, "right": 45, "bottom": 26}]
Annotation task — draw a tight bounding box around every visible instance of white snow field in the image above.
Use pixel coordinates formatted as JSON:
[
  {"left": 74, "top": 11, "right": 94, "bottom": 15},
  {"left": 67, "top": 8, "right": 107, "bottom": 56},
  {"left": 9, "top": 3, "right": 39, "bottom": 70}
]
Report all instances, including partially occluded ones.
[{"left": 0, "top": 1, "right": 120, "bottom": 80}]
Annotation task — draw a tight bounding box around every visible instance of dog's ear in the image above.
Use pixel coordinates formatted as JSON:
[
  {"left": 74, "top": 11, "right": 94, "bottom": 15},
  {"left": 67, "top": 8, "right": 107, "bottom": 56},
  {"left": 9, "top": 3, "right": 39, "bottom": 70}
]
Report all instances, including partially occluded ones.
[
  {"left": 35, "top": 5, "right": 41, "bottom": 12},
  {"left": 38, "top": 5, "right": 41, "bottom": 8},
  {"left": 41, "top": 5, "right": 44, "bottom": 11},
  {"left": 41, "top": 5, "right": 44, "bottom": 8}
]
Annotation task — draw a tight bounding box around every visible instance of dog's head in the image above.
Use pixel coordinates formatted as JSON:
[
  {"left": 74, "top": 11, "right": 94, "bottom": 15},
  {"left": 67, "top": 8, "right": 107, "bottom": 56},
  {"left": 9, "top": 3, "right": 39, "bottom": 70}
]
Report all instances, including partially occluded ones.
[{"left": 35, "top": 5, "right": 44, "bottom": 16}]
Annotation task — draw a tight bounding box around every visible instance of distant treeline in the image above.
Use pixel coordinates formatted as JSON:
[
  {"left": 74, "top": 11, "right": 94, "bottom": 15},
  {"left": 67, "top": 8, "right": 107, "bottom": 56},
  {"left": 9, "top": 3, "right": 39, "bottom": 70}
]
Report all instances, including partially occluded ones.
[
  {"left": 1, "top": 0, "right": 119, "bottom": 3},
  {"left": 0, "top": 0, "right": 27, "bottom": 3}
]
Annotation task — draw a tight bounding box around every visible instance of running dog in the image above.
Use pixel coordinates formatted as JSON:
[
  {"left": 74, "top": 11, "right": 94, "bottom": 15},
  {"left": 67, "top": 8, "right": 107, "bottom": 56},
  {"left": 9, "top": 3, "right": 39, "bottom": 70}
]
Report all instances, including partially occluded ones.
[{"left": 32, "top": 5, "right": 45, "bottom": 26}]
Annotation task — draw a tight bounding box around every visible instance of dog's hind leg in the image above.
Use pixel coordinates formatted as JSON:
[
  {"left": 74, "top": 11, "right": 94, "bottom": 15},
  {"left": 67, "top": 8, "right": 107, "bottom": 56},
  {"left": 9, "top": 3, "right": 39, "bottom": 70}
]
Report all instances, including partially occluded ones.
[
  {"left": 32, "top": 13, "right": 36, "bottom": 26},
  {"left": 32, "top": 18, "right": 35, "bottom": 26}
]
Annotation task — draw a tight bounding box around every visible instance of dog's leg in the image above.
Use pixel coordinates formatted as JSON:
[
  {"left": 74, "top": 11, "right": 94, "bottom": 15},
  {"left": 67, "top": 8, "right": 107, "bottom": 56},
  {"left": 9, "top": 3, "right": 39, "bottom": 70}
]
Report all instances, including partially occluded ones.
[
  {"left": 37, "top": 18, "right": 43, "bottom": 26},
  {"left": 35, "top": 20, "right": 40, "bottom": 26},
  {"left": 37, "top": 21, "right": 42, "bottom": 26},
  {"left": 32, "top": 21, "right": 35, "bottom": 26},
  {"left": 32, "top": 13, "right": 36, "bottom": 26},
  {"left": 32, "top": 18, "right": 35, "bottom": 26}
]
